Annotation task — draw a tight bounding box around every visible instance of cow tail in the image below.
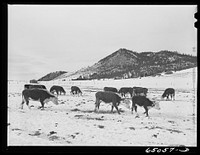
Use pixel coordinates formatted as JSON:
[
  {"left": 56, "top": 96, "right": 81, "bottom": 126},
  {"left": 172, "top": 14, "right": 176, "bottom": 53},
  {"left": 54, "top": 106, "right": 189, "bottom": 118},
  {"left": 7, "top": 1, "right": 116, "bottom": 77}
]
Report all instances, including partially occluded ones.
[{"left": 173, "top": 91, "right": 175, "bottom": 100}]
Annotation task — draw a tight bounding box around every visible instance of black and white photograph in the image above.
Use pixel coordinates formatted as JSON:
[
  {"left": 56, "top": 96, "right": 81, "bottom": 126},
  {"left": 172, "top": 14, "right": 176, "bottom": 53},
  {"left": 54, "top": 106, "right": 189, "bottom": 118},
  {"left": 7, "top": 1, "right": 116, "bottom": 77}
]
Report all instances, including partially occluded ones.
[{"left": 7, "top": 5, "right": 197, "bottom": 147}]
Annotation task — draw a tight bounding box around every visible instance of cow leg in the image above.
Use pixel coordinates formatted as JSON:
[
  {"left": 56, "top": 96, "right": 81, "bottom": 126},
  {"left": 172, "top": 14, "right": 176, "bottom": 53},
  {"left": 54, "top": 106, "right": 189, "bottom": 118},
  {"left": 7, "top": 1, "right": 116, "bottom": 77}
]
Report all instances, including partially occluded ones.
[
  {"left": 144, "top": 106, "right": 149, "bottom": 117},
  {"left": 113, "top": 102, "right": 120, "bottom": 114},
  {"left": 23, "top": 97, "right": 30, "bottom": 109},
  {"left": 20, "top": 100, "right": 24, "bottom": 109},
  {"left": 166, "top": 95, "right": 169, "bottom": 100},
  {"left": 170, "top": 94, "right": 173, "bottom": 100},
  {"left": 21, "top": 97, "right": 25, "bottom": 109},
  {"left": 111, "top": 105, "right": 114, "bottom": 113},
  {"left": 94, "top": 99, "right": 100, "bottom": 112},
  {"left": 134, "top": 106, "right": 139, "bottom": 118},
  {"left": 135, "top": 106, "right": 137, "bottom": 113},
  {"left": 131, "top": 105, "right": 135, "bottom": 114},
  {"left": 40, "top": 101, "right": 45, "bottom": 110},
  {"left": 26, "top": 100, "right": 31, "bottom": 109}
]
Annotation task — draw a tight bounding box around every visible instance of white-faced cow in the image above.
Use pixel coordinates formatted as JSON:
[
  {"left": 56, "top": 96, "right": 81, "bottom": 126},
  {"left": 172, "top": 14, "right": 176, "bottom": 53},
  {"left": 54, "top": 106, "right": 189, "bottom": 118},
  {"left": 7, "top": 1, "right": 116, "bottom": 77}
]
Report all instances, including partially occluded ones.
[
  {"left": 132, "top": 96, "right": 160, "bottom": 117},
  {"left": 103, "top": 87, "right": 118, "bottom": 93},
  {"left": 70, "top": 86, "right": 82, "bottom": 96},
  {"left": 94, "top": 91, "right": 126, "bottom": 114},
  {"left": 162, "top": 88, "right": 175, "bottom": 100},
  {"left": 50, "top": 85, "right": 66, "bottom": 96},
  {"left": 24, "top": 84, "right": 46, "bottom": 90},
  {"left": 21, "top": 88, "right": 58, "bottom": 110},
  {"left": 118, "top": 87, "right": 134, "bottom": 97},
  {"left": 132, "top": 87, "right": 148, "bottom": 96}
]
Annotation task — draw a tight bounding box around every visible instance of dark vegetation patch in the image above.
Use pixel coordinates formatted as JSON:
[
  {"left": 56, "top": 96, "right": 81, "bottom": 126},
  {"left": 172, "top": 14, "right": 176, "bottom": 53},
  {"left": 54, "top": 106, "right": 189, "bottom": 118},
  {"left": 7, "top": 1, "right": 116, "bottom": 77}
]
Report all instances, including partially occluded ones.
[
  {"left": 129, "top": 127, "right": 135, "bottom": 130},
  {"left": 86, "top": 117, "right": 104, "bottom": 121},
  {"left": 48, "top": 131, "right": 57, "bottom": 136},
  {"left": 71, "top": 108, "right": 80, "bottom": 112},
  {"left": 28, "top": 131, "right": 41, "bottom": 136},
  {"left": 97, "top": 125, "right": 105, "bottom": 129},
  {"left": 11, "top": 128, "right": 22, "bottom": 131},
  {"left": 74, "top": 114, "right": 84, "bottom": 118},
  {"left": 144, "top": 126, "right": 183, "bottom": 133}
]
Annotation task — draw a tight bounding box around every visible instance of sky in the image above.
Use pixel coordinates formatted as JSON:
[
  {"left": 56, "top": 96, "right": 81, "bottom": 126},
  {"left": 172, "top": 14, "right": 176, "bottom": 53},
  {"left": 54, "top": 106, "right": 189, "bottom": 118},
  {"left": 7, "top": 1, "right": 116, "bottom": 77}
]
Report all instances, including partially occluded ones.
[{"left": 8, "top": 5, "right": 197, "bottom": 81}]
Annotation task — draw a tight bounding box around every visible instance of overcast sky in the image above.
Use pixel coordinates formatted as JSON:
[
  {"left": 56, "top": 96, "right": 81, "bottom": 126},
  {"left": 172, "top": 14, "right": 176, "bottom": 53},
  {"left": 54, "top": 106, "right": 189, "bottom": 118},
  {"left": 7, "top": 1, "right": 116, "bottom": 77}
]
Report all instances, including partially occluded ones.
[{"left": 8, "top": 5, "right": 197, "bottom": 81}]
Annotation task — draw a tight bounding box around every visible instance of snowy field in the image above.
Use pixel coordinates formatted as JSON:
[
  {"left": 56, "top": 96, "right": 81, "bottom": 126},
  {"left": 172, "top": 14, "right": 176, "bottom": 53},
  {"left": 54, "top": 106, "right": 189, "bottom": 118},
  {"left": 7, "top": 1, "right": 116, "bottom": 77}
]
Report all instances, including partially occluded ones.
[{"left": 7, "top": 67, "right": 197, "bottom": 146}]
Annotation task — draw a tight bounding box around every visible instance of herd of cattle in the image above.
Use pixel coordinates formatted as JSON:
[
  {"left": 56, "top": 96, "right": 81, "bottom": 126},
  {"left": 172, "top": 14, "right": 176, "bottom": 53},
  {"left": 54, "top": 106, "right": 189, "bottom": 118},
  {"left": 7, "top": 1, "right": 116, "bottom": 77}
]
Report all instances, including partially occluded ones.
[{"left": 21, "top": 84, "right": 175, "bottom": 117}]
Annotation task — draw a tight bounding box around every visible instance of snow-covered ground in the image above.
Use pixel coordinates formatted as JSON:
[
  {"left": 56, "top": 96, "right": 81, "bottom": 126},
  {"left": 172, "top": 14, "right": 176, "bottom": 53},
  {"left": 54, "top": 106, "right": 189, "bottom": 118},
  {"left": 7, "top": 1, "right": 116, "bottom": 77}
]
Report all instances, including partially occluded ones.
[{"left": 7, "top": 67, "right": 197, "bottom": 146}]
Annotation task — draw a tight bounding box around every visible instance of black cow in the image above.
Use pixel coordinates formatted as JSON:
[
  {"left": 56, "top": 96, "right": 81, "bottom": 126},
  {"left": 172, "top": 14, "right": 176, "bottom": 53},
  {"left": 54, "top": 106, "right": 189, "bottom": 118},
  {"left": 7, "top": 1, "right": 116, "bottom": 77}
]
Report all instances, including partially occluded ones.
[
  {"left": 118, "top": 87, "right": 134, "bottom": 97},
  {"left": 162, "top": 88, "right": 175, "bottom": 100},
  {"left": 133, "top": 87, "right": 148, "bottom": 96},
  {"left": 103, "top": 87, "right": 118, "bottom": 93},
  {"left": 132, "top": 96, "right": 160, "bottom": 117},
  {"left": 70, "top": 86, "right": 82, "bottom": 96},
  {"left": 94, "top": 91, "right": 125, "bottom": 114},
  {"left": 50, "top": 85, "right": 66, "bottom": 96},
  {"left": 21, "top": 88, "right": 58, "bottom": 110},
  {"left": 24, "top": 84, "right": 46, "bottom": 90}
]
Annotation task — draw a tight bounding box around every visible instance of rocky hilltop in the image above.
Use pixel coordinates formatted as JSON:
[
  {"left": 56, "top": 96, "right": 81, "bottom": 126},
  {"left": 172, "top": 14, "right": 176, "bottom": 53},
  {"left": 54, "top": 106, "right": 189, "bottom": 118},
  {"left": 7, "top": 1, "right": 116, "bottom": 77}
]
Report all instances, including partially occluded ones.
[{"left": 61, "top": 48, "right": 197, "bottom": 80}]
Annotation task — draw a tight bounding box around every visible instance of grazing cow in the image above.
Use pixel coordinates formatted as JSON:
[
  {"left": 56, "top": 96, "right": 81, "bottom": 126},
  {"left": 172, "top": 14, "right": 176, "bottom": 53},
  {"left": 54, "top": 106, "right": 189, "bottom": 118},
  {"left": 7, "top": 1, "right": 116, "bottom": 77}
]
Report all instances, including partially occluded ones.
[
  {"left": 50, "top": 85, "right": 66, "bottom": 95},
  {"left": 30, "top": 79, "right": 38, "bottom": 83},
  {"left": 94, "top": 91, "right": 125, "bottom": 114},
  {"left": 70, "top": 86, "right": 82, "bottom": 96},
  {"left": 103, "top": 87, "right": 118, "bottom": 93},
  {"left": 162, "top": 88, "right": 175, "bottom": 100},
  {"left": 118, "top": 87, "right": 134, "bottom": 97},
  {"left": 21, "top": 88, "right": 58, "bottom": 110},
  {"left": 132, "top": 96, "right": 160, "bottom": 117},
  {"left": 24, "top": 84, "right": 46, "bottom": 90},
  {"left": 132, "top": 87, "right": 148, "bottom": 96}
]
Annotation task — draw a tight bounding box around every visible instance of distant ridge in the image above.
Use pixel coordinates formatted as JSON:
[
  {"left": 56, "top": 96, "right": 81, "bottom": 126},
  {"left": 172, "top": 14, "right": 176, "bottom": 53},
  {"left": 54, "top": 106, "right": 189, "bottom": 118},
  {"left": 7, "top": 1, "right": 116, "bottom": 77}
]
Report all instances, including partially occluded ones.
[
  {"left": 46, "top": 48, "right": 197, "bottom": 80},
  {"left": 38, "top": 71, "right": 67, "bottom": 81}
]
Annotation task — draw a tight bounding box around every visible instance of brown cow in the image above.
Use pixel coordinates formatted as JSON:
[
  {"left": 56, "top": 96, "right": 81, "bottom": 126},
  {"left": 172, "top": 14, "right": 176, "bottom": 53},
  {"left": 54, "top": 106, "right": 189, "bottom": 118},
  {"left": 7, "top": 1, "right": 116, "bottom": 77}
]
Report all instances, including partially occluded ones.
[{"left": 21, "top": 88, "right": 58, "bottom": 110}]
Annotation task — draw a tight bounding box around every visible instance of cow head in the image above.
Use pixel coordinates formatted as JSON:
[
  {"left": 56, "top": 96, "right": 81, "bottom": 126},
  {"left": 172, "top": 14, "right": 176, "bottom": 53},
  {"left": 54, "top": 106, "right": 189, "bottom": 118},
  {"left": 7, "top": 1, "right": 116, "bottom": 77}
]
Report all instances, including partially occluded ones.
[
  {"left": 120, "top": 98, "right": 131, "bottom": 109},
  {"left": 152, "top": 100, "right": 161, "bottom": 110},
  {"left": 50, "top": 97, "right": 59, "bottom": 105},
  {"left": 161, "top": 93, "right": 166, "bottom": 100}
]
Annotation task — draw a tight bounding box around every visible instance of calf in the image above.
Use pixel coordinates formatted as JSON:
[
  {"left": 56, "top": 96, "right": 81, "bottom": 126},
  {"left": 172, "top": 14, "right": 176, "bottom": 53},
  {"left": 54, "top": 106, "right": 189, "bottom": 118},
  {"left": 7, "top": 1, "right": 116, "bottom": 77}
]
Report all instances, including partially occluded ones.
[
  {"left": 21, "top": 88, "right": 58, "bottom": 110},
  {"left": 132, "top": 96, "right": 160, "bottom": 117},
  {"left": 50, "top": 85, "right": 66, "bottom": 95},
  {"left": 70, "top": 86, "right": 82, "bottom": 96},
  {"left": 162, "top": 88, "right": 175, "bottom": 100},
  {"left": 118, "top": 87, "right": 134, "bottom": 97},
  {"left": 132, "top": 87, "right": 148, "bottom": 96},
  {"left": 24, "top": 84, "right": 46, "bottom": 90},
  {"left": 103, "top": 87, "right": 118, "bottom": 93},
  {"left": 95, "top": 91, "right": 124, "bottom": 114}
]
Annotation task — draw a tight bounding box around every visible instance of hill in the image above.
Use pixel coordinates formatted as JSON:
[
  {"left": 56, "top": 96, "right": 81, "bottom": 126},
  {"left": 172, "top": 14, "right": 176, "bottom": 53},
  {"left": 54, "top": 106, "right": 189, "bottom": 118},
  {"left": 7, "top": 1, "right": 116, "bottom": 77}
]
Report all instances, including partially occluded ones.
[
  {"left": 56, "top": 48, "right": 197, "bottom": 80},
  {"left": 38, "top": 71, "right": 67, "bottom": 81}
]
